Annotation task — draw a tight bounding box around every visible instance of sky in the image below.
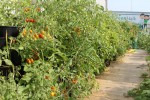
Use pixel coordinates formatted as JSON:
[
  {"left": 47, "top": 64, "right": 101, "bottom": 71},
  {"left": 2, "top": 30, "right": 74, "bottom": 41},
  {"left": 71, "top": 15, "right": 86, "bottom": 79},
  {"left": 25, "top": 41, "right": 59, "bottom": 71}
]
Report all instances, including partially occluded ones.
[
  {"left": 96, "top": 0, "right": 150, "bottom": 12},
  {"left": 107, "top": 0, "right": 150, "bottom": 12}
]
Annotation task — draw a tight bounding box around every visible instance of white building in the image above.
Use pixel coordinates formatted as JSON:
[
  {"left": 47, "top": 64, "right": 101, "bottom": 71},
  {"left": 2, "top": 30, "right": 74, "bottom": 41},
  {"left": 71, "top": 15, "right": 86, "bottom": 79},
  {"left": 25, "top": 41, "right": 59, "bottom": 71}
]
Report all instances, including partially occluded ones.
[{"left": 96, "top": 0, "right": 108, "bottom": 10}]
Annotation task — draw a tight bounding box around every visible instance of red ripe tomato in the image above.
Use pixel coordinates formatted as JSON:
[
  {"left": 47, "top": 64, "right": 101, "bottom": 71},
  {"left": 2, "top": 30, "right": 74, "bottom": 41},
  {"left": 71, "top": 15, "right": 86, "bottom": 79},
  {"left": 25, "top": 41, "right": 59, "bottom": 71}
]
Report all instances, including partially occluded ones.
[
  {"left": 33, "top": 20, "right": 36, "bottom": 23},
  {"left": 26, "top": 19, "right": 29, "bottom": 22},
  {"left": 26, "top": 18, "right": 35, "bottom": 23},
  {"left": 30, "top": 19, "right": 36, "bottom": 23},
  {"left": 38, "top": 33, "right": 44, "bottom": 39}
]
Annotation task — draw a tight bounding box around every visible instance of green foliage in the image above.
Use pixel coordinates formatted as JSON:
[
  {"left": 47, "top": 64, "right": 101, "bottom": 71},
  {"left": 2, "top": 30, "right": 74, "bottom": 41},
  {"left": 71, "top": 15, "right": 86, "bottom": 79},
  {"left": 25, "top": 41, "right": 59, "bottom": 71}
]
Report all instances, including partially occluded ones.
[
  {"left": 128, "top": 53, "right": 150, "bottom": 100},
  {"left": 137, "top": 33, "right": 150, "bottom": 52},
  {"left": 141, "top": 73, "right": 149, "bottom": 78},
  {"left": 128, "top": 79, "right": 150, "bottom": 100},
  {"left": 145, "top": 56, "right": 150, "bottom": 61},
  {"left": 0, "top": 0, "right": 139, "bottom": 99}
]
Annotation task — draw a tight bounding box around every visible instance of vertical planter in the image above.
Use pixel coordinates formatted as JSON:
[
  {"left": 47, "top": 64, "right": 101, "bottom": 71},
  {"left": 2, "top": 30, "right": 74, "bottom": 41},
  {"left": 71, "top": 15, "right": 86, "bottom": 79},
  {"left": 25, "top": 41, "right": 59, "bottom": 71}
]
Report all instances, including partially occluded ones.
[
  {"left": 0, "top": 26, "right": 20, "bottom": 49},
  {"left": 0, "top": 26, "right": 20, "bottom": 37},
  {"left": 0, "top": 26, "right": 22, "bottom": 78}
]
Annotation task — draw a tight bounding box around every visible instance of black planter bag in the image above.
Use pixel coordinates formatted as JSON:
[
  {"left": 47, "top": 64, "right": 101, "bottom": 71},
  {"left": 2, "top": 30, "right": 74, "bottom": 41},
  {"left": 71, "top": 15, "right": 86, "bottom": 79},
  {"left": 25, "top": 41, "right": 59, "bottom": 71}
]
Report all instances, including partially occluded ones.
[
  {"left": 0, "top": 26, "right": 24, "bottom": 80},
  {"left": 0, "top": 26, "right": 20, "bottom": 37},
  {"left": 0, "top": 26, "right": 21, "bottom": 49}
]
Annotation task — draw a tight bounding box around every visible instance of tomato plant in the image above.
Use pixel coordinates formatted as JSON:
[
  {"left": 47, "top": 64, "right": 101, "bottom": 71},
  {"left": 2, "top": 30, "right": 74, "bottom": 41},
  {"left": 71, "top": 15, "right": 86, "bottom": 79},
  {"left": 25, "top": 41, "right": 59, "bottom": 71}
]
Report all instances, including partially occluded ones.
[{"left": 0, "top": 0, "right": 140, "bottom": 99}]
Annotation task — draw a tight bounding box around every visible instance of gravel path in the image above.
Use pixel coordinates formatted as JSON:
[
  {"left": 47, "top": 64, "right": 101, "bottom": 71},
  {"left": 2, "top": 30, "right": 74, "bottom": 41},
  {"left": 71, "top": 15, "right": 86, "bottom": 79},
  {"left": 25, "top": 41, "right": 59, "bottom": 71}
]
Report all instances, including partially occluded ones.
[{"left": 85, "top": 50, "right": 149, "bottom": 100}]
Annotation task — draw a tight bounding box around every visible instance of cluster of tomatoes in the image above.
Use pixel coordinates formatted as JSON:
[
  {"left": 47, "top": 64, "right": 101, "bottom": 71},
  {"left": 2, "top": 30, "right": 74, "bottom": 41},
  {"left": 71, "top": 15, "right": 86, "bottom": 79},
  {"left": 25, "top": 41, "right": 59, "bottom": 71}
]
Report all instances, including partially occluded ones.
[
  {"left": 24, "top": 7, "right": 41, "bottom": 23},
  {"left": 22, "top": 29, "right": 45, "bottom": 39},
  {"left": 25, "top": 18, "right": 36, "bottom": 23},
  {"left": 23, "top": 7, "right": 59, "bottom": 98},
  {"left": 26, "top": 50, "right": 39, "bottom": 64},
  {"left": 50, "top": 86, "right": 56, "bottom": 97},
  {"left": 26, "top": 58, "right": 34, "bottom": 64},
  {"left": 33, "top": 33, "right": 44, "bottom": 40},
  {"left": 44, "top": 76, "right": 57, "bottom": 97},
  {"left": 24, "top": 7, "right": 41, "bottom": 12},
  {"left": 44, "top": 77, "right": 56, "bottom": 96}
]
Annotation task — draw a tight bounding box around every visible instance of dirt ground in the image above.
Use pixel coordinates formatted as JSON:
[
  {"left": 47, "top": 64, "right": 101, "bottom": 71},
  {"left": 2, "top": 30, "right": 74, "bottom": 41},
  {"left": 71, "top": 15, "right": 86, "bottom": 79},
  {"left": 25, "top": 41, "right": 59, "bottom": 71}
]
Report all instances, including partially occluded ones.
[{"left": 84, "top": 50, "right": 149, "bottom": 100}]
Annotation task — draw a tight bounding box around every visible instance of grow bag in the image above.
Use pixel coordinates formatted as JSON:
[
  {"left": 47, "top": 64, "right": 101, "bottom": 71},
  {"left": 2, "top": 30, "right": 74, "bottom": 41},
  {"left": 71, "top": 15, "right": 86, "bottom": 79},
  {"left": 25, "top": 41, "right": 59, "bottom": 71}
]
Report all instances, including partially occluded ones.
[
  {"left": 0, "top": 37, "right": 6, "bottom": 49},
  {"left": 0, "top": 26, "right": 21, "bottom": 49},
  {"left": 0, "top": 49, "right": 24, "bottom": 81},
  {"left": 0, "top": 26, "right": 24, "bottom": 80},
  {"left": 0, "top": 26, "right": 20, "bottom": 37}
]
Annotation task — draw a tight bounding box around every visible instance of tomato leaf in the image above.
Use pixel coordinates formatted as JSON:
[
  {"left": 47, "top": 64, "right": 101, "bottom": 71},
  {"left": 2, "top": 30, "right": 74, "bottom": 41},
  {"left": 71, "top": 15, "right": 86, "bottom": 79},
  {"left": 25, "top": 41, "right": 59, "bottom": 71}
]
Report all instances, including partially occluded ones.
[
  {"left": 19, "top": 46, "right": 24, "bottom": 50},
  {"left": 4, "top": 59, "right": 13, "bottom": 66},
  {"left": 21, "top": 73, "right": 32, "bottom": 82}
]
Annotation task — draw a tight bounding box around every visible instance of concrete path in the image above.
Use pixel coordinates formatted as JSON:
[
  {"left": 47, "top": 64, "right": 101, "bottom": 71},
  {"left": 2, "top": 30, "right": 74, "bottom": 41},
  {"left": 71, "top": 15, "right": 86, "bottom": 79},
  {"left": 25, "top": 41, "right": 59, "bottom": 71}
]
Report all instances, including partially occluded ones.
[{"left": 85, "top": 50, "right": 149, "bottom": 100}]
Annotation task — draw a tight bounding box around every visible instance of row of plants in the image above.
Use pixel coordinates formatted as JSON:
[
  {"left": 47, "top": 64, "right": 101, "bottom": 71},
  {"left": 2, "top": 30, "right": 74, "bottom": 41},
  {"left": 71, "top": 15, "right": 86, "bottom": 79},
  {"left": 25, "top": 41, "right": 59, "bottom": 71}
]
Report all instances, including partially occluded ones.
[
  {"left": 128, "top": 56, "right": 150, "bottom": 100},
  {"left": 127, "top": 29, "right": 150, "bottom": 100},
  {"left": 138, "top": 33, "right": 150, "bottom": 52},
  {"left": 128, "top": 76, "right": 150, "bottom": 100},
  {"left": 0, "top": 0, "right": 139, "bottom": 99}
]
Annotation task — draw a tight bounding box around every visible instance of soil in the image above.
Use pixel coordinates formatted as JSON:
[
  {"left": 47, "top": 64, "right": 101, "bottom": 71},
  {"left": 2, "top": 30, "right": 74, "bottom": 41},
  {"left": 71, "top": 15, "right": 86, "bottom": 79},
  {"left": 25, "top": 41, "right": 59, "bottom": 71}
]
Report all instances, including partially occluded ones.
[{"left": 84, "top": 50, "right": 149, "bottom": 100}]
